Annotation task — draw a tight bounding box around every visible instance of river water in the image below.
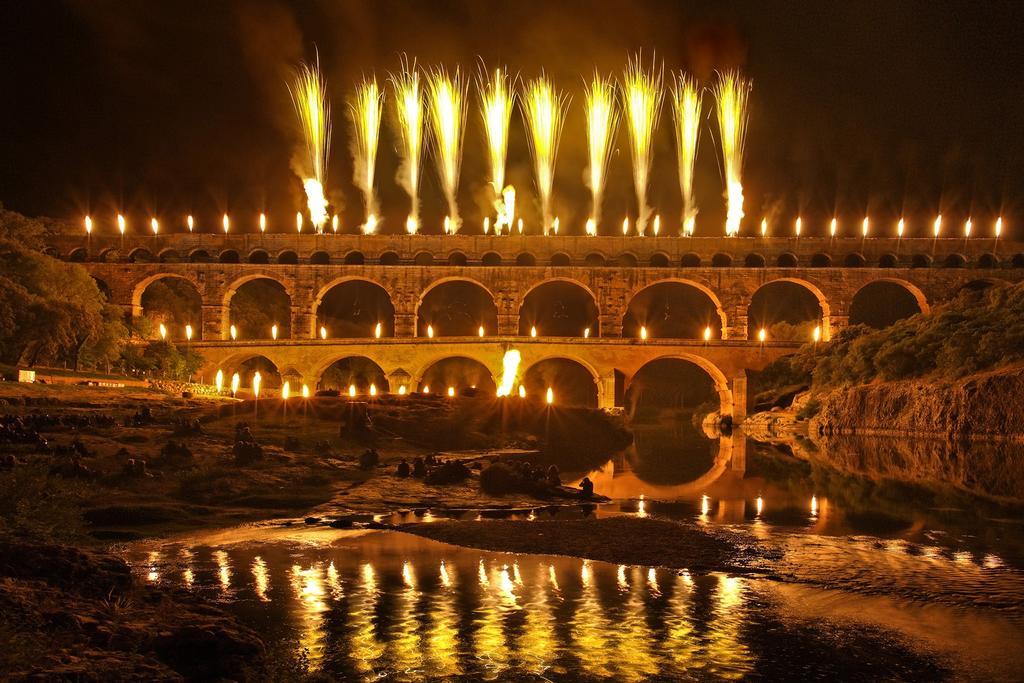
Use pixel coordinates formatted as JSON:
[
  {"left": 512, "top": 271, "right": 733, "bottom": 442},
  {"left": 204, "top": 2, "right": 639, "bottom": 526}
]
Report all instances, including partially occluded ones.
[{"left": 122, "top": 424, "right": 1024, "bottom": 681}]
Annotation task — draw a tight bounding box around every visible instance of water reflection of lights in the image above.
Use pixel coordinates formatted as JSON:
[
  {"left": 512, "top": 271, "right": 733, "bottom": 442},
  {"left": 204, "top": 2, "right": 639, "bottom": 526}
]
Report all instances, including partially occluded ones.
[
  {"left": 440, "top": 560, "right": 452, "bottom": 587},
  {"left": 983, "top": 554, "right": 1004, "bottom": 569},
  {"left": 125, "top": 538, "right": 770, "bottom": 679},
  {"left": 251, "top": 556, "right": 270, "bottom": 601},
  {"left": 954, "top": 550, "right": 974, "bottom": 566},
  {"left": 289, "top": 563, "right": 329, "bottom": 666},
  {"left": 810, "top": 495, "right": 819, "bottom": 517},
  {"left": 326, "top": 561, "right": 342, "bottom": 598},
  {"left": 637, "top": 493, "right": 647, "bottom": 517},
  {"left": 180, "top": 547, "right": 194, "bottom": 588},
  {"left": 402, "top": 560, "right": 417, "bottom": 588},
  {"left": 146, "top": 550, "right": 160, "bottom": 583},
  {"left": 478, "top": 559, "right": 489, "bottom": 586},
  {"left": 498, "top": 565, "right": 517, "bottom": 602},
  {"left": 701, "top": 494, "right": 711, "bottom": 517},
  {"left": 647, "top": 566, "right": 660, "bottom": 594},
  {"left": 755, "top": 496, "right": 764, "bottom": 516},
  {"left": 214, "top": 550, "right": 232, "bottom": 593}
]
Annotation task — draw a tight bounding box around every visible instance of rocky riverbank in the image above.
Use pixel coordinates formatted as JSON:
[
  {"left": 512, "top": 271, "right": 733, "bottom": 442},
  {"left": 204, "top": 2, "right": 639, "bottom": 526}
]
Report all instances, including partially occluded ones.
[
  {"left": 811, "top": 363, "right": 1024, "bottom": 440},
  {"left": 0, "top": 537, "right": 264, "bottom": 679}
]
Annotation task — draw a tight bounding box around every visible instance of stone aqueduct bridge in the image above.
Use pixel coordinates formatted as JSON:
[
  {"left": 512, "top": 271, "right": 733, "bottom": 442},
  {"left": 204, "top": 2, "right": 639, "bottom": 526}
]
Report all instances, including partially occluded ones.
[{"left": 50, "top": 233, "right": 1024, "bottom": 419}]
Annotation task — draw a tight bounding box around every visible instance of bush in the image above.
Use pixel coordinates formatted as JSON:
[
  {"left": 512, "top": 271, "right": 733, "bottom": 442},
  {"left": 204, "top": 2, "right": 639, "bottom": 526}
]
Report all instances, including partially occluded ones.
[
  {"left": 757, "top": 282, "right": 1024, "bottom": 394},
  {"left": 796, "top": 398, "right": 821, "bottom": 420}
]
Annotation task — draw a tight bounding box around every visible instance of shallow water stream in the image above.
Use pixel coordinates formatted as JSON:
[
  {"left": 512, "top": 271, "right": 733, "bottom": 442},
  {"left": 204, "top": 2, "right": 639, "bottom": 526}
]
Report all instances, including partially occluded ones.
[{"left": 122, "top": 426, "right": 1024, "bottom": 681}]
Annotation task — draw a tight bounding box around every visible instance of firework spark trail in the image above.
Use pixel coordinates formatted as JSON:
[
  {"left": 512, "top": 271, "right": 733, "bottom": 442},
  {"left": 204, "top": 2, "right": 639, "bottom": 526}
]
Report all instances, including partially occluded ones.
[
  {"left": 672, "top": 73, "right": 702, "bottom": 235},
  {"left": 622, "top": 55, "right": 664, "bottom": 236},
  {"left": 427, "top": 66, "right": 468, "bottom": 231},
  {"left": 712, "top": 70, "right": 751, "bottom": 236},
  {"left": 479, "top": 66, "right": 515, "bottom": 228},
  {"left": 523, "top": 75, "right": 569, "bottom": 235},
  {"left": 389, "top": 58, "right": 423, "bottom": 233},
  {"left": 349, "top": 78, "right": 384, "bottom": 233},
  {"left": 289, "top": 58, "right": 332, "bottom": 232},
  {"left": 584, "top": 73, "right": 618, "bottom": 229}
]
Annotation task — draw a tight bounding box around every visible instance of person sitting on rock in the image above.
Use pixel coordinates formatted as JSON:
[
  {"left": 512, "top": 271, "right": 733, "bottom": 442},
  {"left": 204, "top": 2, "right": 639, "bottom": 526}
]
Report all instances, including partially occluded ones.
[
  {"left": 358, "top": 448, "right": 379, "bottom": 470},
  {"left": 396, "top": 459, "right": 411, "bottom": 477},
  {"left": 412, "top": 456, "right": 427, "bottom": 478},
  {"left": 579, "top": 476, "right": 594, "bottom": 500},
  {"left": 546, "top": 464, "right": 561, "bottom": 487}
]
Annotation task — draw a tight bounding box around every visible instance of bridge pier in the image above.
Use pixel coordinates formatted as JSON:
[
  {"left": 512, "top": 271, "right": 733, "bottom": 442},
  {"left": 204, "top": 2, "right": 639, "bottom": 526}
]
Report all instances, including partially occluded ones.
[
  {"left": 202, "top": 303, "right": 225, "bottom": 340},
  {"left": 730, "top": 371, "right": 754, "bottom": 424},
  {"left": 597, "top": 371, "right": 616, "bottom": 410}
]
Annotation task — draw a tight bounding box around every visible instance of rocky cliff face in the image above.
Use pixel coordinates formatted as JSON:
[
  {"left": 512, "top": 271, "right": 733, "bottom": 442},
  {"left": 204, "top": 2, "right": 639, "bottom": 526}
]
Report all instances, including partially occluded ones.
[{"left": 812, "top": 363, "right": 1024, "bottom": 440}]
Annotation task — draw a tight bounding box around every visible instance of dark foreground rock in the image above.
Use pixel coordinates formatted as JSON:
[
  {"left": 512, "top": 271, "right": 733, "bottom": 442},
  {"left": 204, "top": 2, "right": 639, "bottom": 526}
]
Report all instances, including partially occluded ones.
[
  {"left": 0, "top": 537, "right": 264, "bottom": 680},
  {"left": 401, "top": 516, "right": 779, "bottom": 574}
]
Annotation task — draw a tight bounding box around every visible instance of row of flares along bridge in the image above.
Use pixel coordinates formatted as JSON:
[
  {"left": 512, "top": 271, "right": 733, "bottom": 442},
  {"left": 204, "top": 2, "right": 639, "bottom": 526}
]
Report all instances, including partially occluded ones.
[{"left": 78, "top": 213, "right": 1008, "bottom": 240}]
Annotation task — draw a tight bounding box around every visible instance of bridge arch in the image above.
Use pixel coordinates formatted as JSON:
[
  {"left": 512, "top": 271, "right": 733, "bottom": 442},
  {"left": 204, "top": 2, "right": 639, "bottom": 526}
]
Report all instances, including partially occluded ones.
[
  {"left": 810, "top": 253, "right": 832, "bottom": 267},
  {"left": 416, "top": 277, "right": 498, "bottom": 337},
  {"left": 219, "top": 249, "right": 240, "bottom": 264},
  {"left": 317, "top": 355, "right": 389, "bottom": 393},
  {"left": 481, "top": 251, "right": 502, "bottom": 266},
  {"left": 413, "top": 356, "right": 497, "bottom": 395},
  {"left": 216, "top": 353, "right": 282, "bottom": 391},
  {"left": 849, "top": 278, "right": 929, "bottom": 328},
  {"left": 98, "top": 247, "right": 119, "bottom": 263},
  {"left": 158, "top": 248, "right": 182, "bottom": 263},
  {"left": 519, "top": 277, "right": 600, "bottom": 337},
  {"left": 247, "top": 249, "right": 270, "bottom": 264},
  {"left": 624, "top": 354, "right": 732, "bottom": 417},
  {"left": 222, "top": 274, "right": 293, "bottom": 340},
  {"left": 188, "top": 249, "right": 210, "bottom": 263},
  {"left": 131, "top": 272, "right": 204, "bottom": 315},
  {"left": 379, "top": 250, "right": 401, "bottom": 265},
  {"left": 520, "top": 356, "right": 600, "bottom": 407},
  {"left": 312, "top": 276, "right": 395, "bottom": 339},
  {"left": 711, "top": 252, "right": 733, "bottom": 267},
  {"left": 446, "top": 251, "right": 468, "bottom": 266},
  {"left": 343, "top": 250, "right": 364, "bottom": 265},
  {"left": 622, "top": 279, "right": 727, "bottom": 339},
  {"left": 776, "top": 252, "right": 799, "bottom": 267},
  {"left": 516, "top": 252, "right": 538, "bottom": 266},
  {"left": 550, "top": 252, "right": 572, "bottom": 267},
  {"left": 744, "top": 253, "right": 766, "bottom": 268},
  {"left": 277, "top": 250, "right": 298, "bottom": 265},
  {"left": 615, "top": 252, "right": 639, "bottom": 268},
  {"left": 127, "top": 247, "right": 154, "bottom": 263},
  {"left": 648, "top": 252, "right": 670, "bottom": 267},
  {"left": 977, "top": 252, "right": 999, "bottom": 269},
  {"left": 681, "top": 252, "right": 702, "bottom": 267},
  {"left": 747, "top": 277, "right": 831, "bottom": 341},
  {"left": 310, "top": 250, "right": 331, "bottom": 265}
]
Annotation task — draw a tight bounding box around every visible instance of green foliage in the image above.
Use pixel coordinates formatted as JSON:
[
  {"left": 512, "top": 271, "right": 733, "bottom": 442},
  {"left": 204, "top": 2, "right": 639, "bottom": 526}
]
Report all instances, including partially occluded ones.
[
  {"left": 796, "top": 398, "right": 821, "bottom": 420},
  {"left": 120, "top": 339, "right": 204, "bottom": 380},
  {"left": 0, "top": 238, "right": 125, "bottom": 369},
  {"left": 0, "top": 204, "right": 55, "bottom": 249},
  {"left": 758, "top": 282, "right": 1024, "bottom": 393},
  {"left": 766, "top": 320, "right": 818, "bottom": 342}
]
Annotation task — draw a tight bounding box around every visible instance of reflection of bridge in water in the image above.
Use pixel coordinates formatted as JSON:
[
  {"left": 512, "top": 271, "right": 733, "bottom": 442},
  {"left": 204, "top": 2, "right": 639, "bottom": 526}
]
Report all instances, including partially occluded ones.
[
  {"left": 581, "top": 426, "right": 746, "bottom": 500},
  {"left": 48, "top": 234, "right": 1024, "bottom": 421}
]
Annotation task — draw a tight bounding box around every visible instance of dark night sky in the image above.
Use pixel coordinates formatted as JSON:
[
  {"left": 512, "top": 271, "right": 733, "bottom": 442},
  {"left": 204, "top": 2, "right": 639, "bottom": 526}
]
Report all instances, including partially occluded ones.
[{"left": 1, "top": 0, "right": 1022, "bottom": 237}]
